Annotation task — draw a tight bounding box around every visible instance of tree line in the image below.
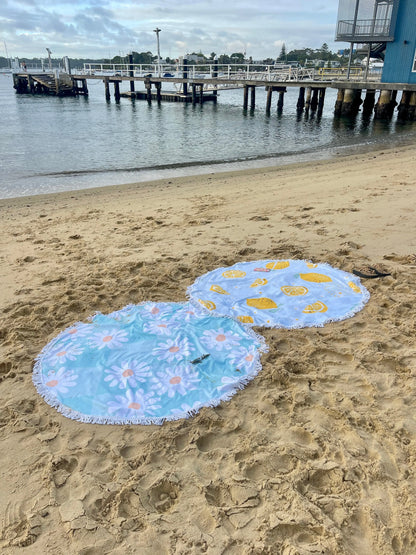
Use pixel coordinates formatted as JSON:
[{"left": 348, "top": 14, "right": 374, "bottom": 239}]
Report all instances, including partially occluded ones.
[{"left": 1, "top": 44, "right": 358, "bottom": 70}]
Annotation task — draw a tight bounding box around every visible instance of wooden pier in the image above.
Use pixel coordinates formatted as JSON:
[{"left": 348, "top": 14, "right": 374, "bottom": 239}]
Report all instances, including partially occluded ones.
[
  {"left": 11, "top": 62, "right": 416, "bottom": 121},
  {"left": 13, "top": 71, "right": 89, "bottom": 97}
]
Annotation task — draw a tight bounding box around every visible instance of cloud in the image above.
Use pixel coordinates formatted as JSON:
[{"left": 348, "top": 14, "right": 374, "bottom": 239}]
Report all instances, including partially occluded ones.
[{"left": 0, "top": 0, "right": 340, "bottom": 60}]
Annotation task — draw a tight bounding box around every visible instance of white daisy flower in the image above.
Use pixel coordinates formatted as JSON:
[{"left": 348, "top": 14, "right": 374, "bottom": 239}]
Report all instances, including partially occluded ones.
[
  {"left": 172, "top": 306, "right": 201, "bottom": 322},
  {"left": 142, "top": 303, "right": 175, "bottom": 319},
  {"left": 153, "top": 338, "right": 193, "bottom": 362},
  {"left": 152, "top": 366, "right": 200, "bottom": 398},
  {"left": 200, "top": 328, "right": 242, "bottom": 351},
  {"left": 89, "top": 329, "right": 129, "bottom": 350},
  {"left": 45, "top": 367, "right": 77, "bottom": 394},
  {"left": 227, "top": 346, "right": 257, "bottom": 372},
  {"left": 143, "top": 303, "right": 162, "bottom": 316},
  {"left": 63, "top": 323, "right": 91, "bottom": 340},
  {"left": 46, "top": 343, "right": 84, "bottom": 365},
  {"left": 104, "top": 360, "right": 151, "bottom": 389},
  {"left": 107, "top": 389, "right": 160, "bottom": 418},
  {"left": 143, "top": 320, "right": 173, "bottom": 336}
]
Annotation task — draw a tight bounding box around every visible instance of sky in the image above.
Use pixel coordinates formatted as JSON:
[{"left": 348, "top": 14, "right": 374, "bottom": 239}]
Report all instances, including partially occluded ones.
[{"left": 0, "top": 0, "right": 341, "bottom": 61}]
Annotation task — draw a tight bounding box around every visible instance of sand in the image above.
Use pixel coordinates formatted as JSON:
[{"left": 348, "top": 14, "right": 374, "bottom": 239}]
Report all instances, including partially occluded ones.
[{"left": 0, "top": 144, "right": 416, "bottom": 554}]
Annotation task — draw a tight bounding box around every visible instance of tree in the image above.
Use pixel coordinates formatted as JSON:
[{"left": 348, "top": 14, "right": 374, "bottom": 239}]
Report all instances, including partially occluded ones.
[
  {"left": 279, "top": 43, "right": 286, "bottom": 61},
  {"left": 320, "top": 43, "right": 330, "bottom": 61},
  {"left": 230, "top": 52, "right": 245, "bottom": 63},
  {"left": 218, "top": 54, "right": 231, "bottom": 64},
  {"left": 131, "top": 51, "right": 154, "bottom": 64}
]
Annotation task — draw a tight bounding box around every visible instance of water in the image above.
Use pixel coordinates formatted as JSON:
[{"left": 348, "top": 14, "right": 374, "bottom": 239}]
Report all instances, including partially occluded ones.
[{"left": 1, "top": 73, "right": 415, "bottom": 199}]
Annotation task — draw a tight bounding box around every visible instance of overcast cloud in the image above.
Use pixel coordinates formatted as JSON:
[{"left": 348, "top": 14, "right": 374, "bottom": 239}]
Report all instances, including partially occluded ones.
[{"left": 1, "top": 0, "right": 341, "bottom": 60}]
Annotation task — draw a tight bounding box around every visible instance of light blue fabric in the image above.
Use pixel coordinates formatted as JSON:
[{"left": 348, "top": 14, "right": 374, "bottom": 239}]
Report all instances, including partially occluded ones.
[
  {"left": 33, "top": 302, "right": 266, "bottom": 425},
  {"left": 187, "top": 259, "right": 370, "bottom": 328}
]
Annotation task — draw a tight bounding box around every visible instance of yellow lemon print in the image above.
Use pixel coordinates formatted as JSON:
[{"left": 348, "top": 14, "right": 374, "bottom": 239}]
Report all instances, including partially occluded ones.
[
  {"left": 303, "top": 301, "right": 328, "bottom": 313},
  {"left": 199, "top": 299, "right": 216, "bottom": 311},
  {"left": 250, "top": 278, "right": 268, "bottom": 288},
  {"left": 222, "top": 270, "right": 246, "bottom": 278},
  {"left": 247, "top": 298, "right": 278, "bottom": 309},
  {"left": 300, "top": 273, "right": 332, "bottom": 283},
  {"left": 348, "top": 281, "right": 361, "bottom": 294},
  {"left": 237, "top": 315, "right": 254, "bottom": 324},
  {"left": 281, "top": 285, "right": 309, "bottom": 296},
  {"left": 266, "top": 261, "right": 290, "bottom": 270},
  {"left": 306, "top": 262, "right": 318, "bottom": 268},
  {"left": 210, "top": 284, "right": 230, "bottom": 295}
]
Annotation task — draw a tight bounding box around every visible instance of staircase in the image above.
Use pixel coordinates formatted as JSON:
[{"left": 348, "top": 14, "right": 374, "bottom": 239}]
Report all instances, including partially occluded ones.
[{"left": 31, "top": 73, "right": 76, "bottom": 95}]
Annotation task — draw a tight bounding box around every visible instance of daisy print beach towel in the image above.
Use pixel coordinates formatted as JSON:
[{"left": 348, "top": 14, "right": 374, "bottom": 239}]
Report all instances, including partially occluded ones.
[{"left": 33, "top": 302, "right": 266, "bottom": 424}]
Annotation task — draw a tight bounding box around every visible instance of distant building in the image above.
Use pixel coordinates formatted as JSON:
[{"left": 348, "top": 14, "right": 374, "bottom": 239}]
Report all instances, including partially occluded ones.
[
  {"left": 335, "top": 0, "right": 415, "bottom": 84},
  {"left": 186, "top": 54, "right": 206, "bottom": 63}
]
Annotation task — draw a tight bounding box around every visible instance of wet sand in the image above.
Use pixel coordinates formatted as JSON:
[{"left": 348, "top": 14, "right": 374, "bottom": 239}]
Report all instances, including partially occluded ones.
[{"left": 0, "top": 144, "right": 416, "bottom": 553}]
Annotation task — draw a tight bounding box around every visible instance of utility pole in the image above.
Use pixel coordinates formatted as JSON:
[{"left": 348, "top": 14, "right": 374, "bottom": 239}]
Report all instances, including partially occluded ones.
[{"left": 153, "top": 27, "right": 161, "bottom": 76}]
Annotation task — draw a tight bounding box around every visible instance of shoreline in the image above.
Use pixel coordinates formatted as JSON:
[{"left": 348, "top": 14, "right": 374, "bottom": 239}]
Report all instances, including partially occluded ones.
[
  {"left": 2, "top": 129, "right": 416, "bottom": 201},
  {"left": 1, "top": 142, "right": 416, "bottom": 553},
  {"left": 0, "top": 140, "right": 413, "bottom": 206}
]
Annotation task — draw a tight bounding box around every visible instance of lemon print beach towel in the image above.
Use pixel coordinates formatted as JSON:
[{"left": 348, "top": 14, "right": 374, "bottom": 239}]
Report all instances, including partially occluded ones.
[{"left": 187, "top": 260, "right": 370, "bottom": 328}]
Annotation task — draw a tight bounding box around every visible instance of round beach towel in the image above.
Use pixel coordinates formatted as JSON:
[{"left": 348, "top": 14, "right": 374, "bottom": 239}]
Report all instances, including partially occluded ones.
[
  {"left": 187, "top": 259, "right": 370, "bottom": 328},
  {"left": 33, "top": 302, "right": 266, "bottom": 425}
]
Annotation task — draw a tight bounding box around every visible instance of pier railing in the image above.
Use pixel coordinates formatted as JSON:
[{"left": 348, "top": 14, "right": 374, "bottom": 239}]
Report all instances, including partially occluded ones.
[
  {"left": 82, "top": 63, "right": 316, "bottom": 82},
  {"left": 13, "top": 62, "right": 64, "bottom": 74},
  {"left": 80, "top": 62, "right": 382, "bottom": 84}
]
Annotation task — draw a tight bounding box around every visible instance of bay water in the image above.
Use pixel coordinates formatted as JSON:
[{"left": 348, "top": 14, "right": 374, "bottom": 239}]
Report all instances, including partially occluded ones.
[{"left": 0, "top": 72, "right": 415, "bottom": 199}]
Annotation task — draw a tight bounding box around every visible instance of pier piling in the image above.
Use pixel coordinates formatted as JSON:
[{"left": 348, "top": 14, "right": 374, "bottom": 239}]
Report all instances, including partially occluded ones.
[
  {"left": 266, "top": 87, "right": 272, "bottom": 114},
  {"left": 305, "top": 87, "right": 312, "bottom": 116},
  {"left": 212, "top": 60, "right": 218, "bottom": 101},
  {"left": 408, "top": 92, "right": 416, "bottom": 121},
  {"left": 318, "top": 88, "right": 326, "bottom": 116},
  {"left": 310, "top": 88, "right": 319, "bottom": 112},
  {"left": 128, "top": 54, "right": 135, "bottom": 93},
  {"left": 341, "top": 89, "right": 362, "bottom": 116},
  {"left": 243, "top": 85, "right": 249, "bottom": 110},
  {"left": 250, "top": 86, "right": 256, "bottom": 110},
  {"left": 145, "top": 79, "right": 152, "bottom": 103},
  {"left": 334, "top": 89, "right": 344, "bottom": 115},
  {"left": 389, "top": 90, "right": 398, "bottom": 117},
  {"left": 155, "top": 82, "right": 162, "bottom": 102},
  {"left": 277, "top": 90, "right": 285, "bottom": 113},
  {"left": 374, "top": 89, "right": 393, "bottom": 119},
  {"left": 114, "top": 80, "right": 121, "bottom": 102},
  {"left": 183, "top": 59, "right": 188, "bottom": 96},
  {"left": 104, "top": 78, "right": 110, "bottom": 101},
  {"left": 54, "top": 73, "right": 60, "bottom": 96},
  {"left": 297, "top": 87, "right": 305, "bottom": 113},
  {"left": 397, "top": 90, "right": 411, "bottom": 120},
  {"left": 362, "top": 89, "right": 376, "bottom": 116}
]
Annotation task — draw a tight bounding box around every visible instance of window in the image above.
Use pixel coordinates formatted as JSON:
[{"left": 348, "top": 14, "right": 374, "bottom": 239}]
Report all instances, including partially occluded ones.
[{"left": 413, "top": 49, "right": 416, "bottom": 72}]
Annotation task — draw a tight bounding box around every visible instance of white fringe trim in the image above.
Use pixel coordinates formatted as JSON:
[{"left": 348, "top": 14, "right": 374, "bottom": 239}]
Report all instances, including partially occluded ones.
[
  {"left": 32, "top": 301, "right": 268, "bottom": 426},
  {"left": 186, "top": 258, "right": 371, "bottom": 329}
]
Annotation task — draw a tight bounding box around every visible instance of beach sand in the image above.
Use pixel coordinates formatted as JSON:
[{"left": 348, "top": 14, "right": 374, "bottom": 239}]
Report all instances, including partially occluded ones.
[{"left": 0, "top": 144, "right": 415, "bottom": 554}]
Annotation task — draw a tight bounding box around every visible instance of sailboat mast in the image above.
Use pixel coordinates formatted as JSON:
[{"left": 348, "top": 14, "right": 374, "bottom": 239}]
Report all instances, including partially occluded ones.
[{"left": 3, "top": 40, "right": 10, "bottom": 67}]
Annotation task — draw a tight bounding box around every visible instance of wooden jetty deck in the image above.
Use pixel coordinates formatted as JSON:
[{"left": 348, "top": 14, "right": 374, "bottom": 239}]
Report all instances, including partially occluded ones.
[{"left": 12, "top": 61, "right": 416, "bottom": 120}]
